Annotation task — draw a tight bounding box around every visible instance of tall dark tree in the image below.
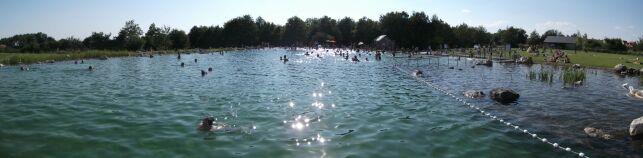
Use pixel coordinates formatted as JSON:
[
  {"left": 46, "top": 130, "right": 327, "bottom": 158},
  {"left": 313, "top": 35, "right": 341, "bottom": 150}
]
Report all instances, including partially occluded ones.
[
  {"left": 336, "top": 17, "right": 356, "bottom": 46},
  {"left": 408, "top": 12, "right": 431, "bottom": 49},
  {"left": 527, "top": 30, "right": 541, "bottom": 46},
  {"left": 282, "top": 16, "right": 307, "bottom": 46},
  {"left": 58, "top": 36, "right": 83, "bottom": 50},
  {"left": 354, "top": 17, "right": 381, "bottom": 45},
  {"left": 168, "top": 29, "right": 189, "bottom": 50},
  {"left": 143, "top": 23, "right": 171, "bottom": 50},
  {"left": 115, "top": 20, "right": 144, "bottom": 51},
  {"left": 496, "top": 26, "right": 527, "bottom": 47},
  {"left": 380, "top": 11, "right": 410, "bottom": 48},
  {"left": 83, "top": 32, "right": 112, "bottom": 50},
  {"left": 256, "top": 17, "right": 281, "bottom": 46},
  {"left": 306, "top": 16, "right": 339, "bottom": 44},
  {"left": 429, "top": 15, "right": 454, "bottom": 49},
  {"left": 0, "top": 32, "right": 57, "bottom": 53},
  {"left": 223, "top": 15, "right": 257, "bottom": 47}
]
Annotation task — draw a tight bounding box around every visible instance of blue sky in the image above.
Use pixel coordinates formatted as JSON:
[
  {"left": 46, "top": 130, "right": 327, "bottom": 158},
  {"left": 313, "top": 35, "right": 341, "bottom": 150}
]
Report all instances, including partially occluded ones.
[{"left": 1, "top": 0, "right": 641, "bottom": 41}]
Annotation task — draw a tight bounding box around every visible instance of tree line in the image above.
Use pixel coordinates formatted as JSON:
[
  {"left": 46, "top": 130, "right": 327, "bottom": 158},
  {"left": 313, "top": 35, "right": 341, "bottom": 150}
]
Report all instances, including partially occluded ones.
[{"left": 1, "top": 11, "right": 642, "bottom": 53}]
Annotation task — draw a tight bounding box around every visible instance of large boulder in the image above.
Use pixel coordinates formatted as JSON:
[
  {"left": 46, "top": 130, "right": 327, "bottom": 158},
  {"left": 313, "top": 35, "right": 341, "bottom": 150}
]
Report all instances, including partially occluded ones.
[
  {"left": 463, "top": 90, "right": 485, "bottom": 98},
  {"left": 613, "top": 64, "right": 627, "bottom": 73},
  {"left": 489, "top": 88, "right": 520, "bottom": 103},
  {"left": 630, "top": 116, "right": 643, "bottom": 138},
  {"left": 584, "top": 127, "right": 613, "bottom": 140}
]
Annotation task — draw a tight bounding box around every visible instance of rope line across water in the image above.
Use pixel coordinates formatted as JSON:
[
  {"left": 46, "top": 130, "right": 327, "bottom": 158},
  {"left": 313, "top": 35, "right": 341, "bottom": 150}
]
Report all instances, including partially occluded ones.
[{"left": 394, "top": 65, "right": 589, "bottom": 158}]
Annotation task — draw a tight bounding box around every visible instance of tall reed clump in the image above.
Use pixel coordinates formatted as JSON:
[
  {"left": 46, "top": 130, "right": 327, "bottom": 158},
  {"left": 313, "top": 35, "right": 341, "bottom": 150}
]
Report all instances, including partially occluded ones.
[
  {"left": 526, "top": 66, "right": 553, "bottom": 83},
  {"left": 562, "top": 68, "right": 586, "bottom": 85},
  {"left": 538, "top": 70, "right": 554, "bottom": 83},
  {"left": 527, "top": 70, "right": 537, "bottom": 80}
]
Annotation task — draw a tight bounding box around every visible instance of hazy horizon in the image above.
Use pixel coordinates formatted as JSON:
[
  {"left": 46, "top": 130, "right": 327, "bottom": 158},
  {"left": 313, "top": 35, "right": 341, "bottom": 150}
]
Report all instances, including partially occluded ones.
[{"left": 1, "top": 0, "right": 641, "bottom": 41}]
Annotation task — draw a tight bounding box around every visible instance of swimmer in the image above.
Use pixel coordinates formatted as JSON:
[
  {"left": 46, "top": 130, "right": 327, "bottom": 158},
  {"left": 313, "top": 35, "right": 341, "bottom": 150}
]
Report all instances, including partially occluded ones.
[
  {"left": 197, "top": 116, "right": 228, "bottom": 131},
  {"left": 208, "top": 67, "right": 213, "bottom": 72},
  {"left": 195, "top": 58, "right": 198, "bottom": 63},
  {"left": 201, "top": 70, "right": 207, "bottom": 76},
  {"left": 88, "top": 66, "right": 94, "bottom": 71},
  {"left": 181, "top": 62, "right": 185, "bottom": 67}
]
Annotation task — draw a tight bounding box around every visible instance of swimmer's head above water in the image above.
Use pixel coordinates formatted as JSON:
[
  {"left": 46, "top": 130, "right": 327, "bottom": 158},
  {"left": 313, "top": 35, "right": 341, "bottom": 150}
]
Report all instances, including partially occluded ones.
[{"left": 198, "top": 117, "right": 215, "bottom": 131}]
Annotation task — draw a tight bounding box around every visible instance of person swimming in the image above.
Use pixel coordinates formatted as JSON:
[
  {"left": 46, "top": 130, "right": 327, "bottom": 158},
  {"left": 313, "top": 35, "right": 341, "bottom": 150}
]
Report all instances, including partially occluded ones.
[
  {"left": 201, "top": 70, "right": 207, "bottom": 76},
  {"left": 194, "top": 58, "right": 198, "bottom": 63},
  {"left": 88, "top": 66, "right": 94, "bottom": 71},
  {"left": 197, "top": 116, "right": 228, "bottom": 131},
  {"left": 181, "top": 62, "right": 185, "bottom": 67},
  {"left": 198, "top": 117, "right": 215, "bottom": 131},
  {"left": 352, "top": 55, "right": 360, "bottom": 62},
  {"left": 208, "top": 67, "right": 213, "bottom": 72}
]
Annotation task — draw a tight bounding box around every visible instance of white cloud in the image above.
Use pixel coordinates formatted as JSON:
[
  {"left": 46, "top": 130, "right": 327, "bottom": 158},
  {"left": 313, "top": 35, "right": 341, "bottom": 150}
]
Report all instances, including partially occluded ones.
[
  {"left": 534, "top": 21, "right": 579, "bottom": 35},
  {"left": 614, "top": 26, "right": 622, "bottom": 30},
  {"left": 461, "top": 9, "right": 471, "bottom": 14}
]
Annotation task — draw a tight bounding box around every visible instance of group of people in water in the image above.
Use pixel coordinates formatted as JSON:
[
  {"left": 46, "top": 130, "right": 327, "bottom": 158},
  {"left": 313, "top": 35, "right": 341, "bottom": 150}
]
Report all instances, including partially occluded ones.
[{"left": 291, "top": 48, "right": 385, "bottom": 63}]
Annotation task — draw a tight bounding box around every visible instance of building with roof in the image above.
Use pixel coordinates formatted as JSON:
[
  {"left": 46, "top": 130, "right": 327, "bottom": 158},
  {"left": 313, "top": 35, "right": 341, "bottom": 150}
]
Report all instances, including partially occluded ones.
[{"left": 544, "top": 36, "right": 576, "bottom": 50}]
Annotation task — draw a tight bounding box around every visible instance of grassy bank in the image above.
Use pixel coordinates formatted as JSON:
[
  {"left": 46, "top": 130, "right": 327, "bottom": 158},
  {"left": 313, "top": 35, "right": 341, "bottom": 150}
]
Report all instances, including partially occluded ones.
[
  {"left": 0, "top": 48, "right": 242, "bottom": 65},
  {"left": 517, "top": 50, "right": 643, "bottom": 69},
  {"left": 0, "top": 50, "right": 131, "bottom": 65}
]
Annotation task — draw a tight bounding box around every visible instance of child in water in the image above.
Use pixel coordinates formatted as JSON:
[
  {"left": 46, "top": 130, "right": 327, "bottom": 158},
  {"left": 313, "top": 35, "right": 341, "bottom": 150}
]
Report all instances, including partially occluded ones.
[{"left": 198, "top": 117, "right": 227, "bottom": 131}]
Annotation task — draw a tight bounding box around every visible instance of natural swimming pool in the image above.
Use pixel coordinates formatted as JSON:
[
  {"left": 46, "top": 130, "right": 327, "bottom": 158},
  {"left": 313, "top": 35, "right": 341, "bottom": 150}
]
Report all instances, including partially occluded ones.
[{"left": 0, "top": 48, "right": 642, "bottom": 157}]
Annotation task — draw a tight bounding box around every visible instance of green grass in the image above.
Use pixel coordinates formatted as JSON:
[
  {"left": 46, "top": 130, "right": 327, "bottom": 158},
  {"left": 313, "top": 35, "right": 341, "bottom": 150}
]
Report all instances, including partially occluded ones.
[
  {"left": 0, "top": 48, "right": 242, "bottom": 65},
  {"left": 0, "top": 50, "right": 131, "bottom": 65},
  {"left": 517, "top": 50, "right": 643, "bottom": 69}
]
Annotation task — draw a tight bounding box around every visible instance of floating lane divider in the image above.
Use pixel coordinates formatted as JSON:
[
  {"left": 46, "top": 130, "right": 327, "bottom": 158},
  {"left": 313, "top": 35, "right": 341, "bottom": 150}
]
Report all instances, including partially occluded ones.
[{"left": 394, "top": 65, "right": 589, "bottom": 158}]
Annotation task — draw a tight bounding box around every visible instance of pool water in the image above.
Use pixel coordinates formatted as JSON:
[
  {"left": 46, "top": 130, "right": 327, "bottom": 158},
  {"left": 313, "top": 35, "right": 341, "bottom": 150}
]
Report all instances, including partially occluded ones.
[{"left": 0, "top": 48, "right": 642, "bottom": 157}]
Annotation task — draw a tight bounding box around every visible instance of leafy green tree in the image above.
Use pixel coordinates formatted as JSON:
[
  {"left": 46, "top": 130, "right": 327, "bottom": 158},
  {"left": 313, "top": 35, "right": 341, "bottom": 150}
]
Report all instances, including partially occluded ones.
[
  {"left": 282, "top": 16, "right": 307, "bottom": 46},
  {"left": 58, "top": 36, "right": 83, "bottom": 50},
  {"left": 256, "top": 17, "right": 282, "bottom": 46},
  {"left": 0, "top": 32, "right": 57, "bottom": 53},
  {"left": 83, "top": 32, "right": 112, "bottom": 50},
  {"left": 603, "top": 38, "right": 626, "bottom": 51},
  {"left": 527, "top": 30, "right": 541, "bottom": 46},
  {"left": 429, "top": 15, "right": 454, "bottom": 49},
  {"left": 115, "top": 20, "right": 144, "bottom": 51},
  {"left": 143, "top": 23, "right": 171, "bottom": 50},
  {"left": 168, "top": 29, "right": 189, "bottom": 50},
  {"left": 306, "top": 16, "right": 340, "bottom": 44},
  {"left": 354, "top": 17, "right": 381, "bottom": 45},
  {"left": 223, "top": 15, "right": 258, "bottom": 47},
  {"left": 496, "top": 26, "right": 527, "bottom": 48},
  {"left": 408, "top": 12, "right": 431, "bottom": 49},
  {"left": 380, "top": 11, "right": 410, "bottom": 48},
  {"left": 635, "top": 37, "right": 643, "bottom": 51},
  {"left": 336, "top": 17, "right": 356, "bottom": 46}
]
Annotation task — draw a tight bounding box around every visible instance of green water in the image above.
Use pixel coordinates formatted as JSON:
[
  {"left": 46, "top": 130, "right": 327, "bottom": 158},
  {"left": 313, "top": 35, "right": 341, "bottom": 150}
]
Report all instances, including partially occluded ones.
[{"left": 1, "top": 49, "right": 642, "bottom": 157}]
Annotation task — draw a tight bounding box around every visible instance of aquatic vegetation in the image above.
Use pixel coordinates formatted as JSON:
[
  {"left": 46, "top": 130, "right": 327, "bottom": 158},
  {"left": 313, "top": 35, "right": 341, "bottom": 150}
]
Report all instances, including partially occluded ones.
[
  {"left": 526, "top": 66, "right": 554, "bottom": 83},
  {"left": 561, "top": 68, "right": 586, "bottom": 86}
]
